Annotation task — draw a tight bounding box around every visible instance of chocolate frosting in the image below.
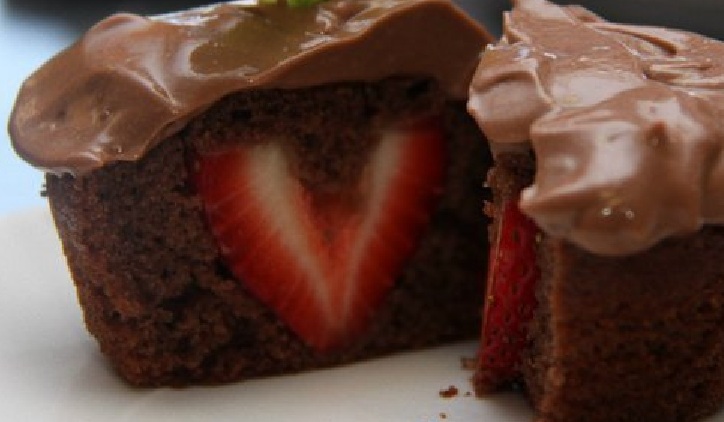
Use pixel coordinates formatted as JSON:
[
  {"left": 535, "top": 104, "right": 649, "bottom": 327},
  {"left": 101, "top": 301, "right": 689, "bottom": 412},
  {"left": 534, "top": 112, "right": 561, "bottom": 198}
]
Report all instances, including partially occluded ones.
[
  {"left": 9, "top": 0, "right": 488, "bottom": 175},
  {"left": 468, "top": 0, "right": 724, "bottom": 256}
]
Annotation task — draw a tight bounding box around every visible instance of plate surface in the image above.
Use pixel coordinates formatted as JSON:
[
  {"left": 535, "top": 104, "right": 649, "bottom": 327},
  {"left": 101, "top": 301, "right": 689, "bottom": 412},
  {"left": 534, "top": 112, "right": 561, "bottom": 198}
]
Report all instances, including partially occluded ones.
[{"left": 0, "top": 208, "right": 721, "bottom": 421}]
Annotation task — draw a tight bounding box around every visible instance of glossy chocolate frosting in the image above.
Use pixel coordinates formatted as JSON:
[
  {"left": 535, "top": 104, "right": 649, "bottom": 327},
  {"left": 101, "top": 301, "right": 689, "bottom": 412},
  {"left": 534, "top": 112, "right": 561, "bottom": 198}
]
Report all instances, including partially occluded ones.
[
  {"left": 9, "top": 0, "right": 488, "bottom": 175},
  {"left": 468, "top": 0, "right": 724, "bottom": 256}
]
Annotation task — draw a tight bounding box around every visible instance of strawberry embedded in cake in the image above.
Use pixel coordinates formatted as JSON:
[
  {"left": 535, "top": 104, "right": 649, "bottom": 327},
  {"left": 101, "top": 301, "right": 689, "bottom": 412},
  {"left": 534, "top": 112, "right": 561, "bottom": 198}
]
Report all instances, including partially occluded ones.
[
  {"left": 476, "top": 196, "right": 540, "bottom": 392},
  {"left": 192, "top": 118, "right": 447, "bottom": 351}
]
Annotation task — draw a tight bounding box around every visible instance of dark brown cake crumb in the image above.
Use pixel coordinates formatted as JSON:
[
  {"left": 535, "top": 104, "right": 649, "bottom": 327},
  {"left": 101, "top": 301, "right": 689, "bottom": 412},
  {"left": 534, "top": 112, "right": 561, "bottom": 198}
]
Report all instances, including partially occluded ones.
[{"left": 439, "top": 385, "right": 459, "bottom": 399}]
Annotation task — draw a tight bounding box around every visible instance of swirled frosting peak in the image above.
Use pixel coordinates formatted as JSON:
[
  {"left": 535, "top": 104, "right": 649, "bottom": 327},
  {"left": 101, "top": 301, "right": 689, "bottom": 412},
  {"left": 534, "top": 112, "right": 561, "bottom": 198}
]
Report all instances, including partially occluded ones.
[
  {"left": 9, "top": 0, "right": 488, "bottom": 175},
  {"left": 468, "top": 0, "right": 724, "bottom": 256}
]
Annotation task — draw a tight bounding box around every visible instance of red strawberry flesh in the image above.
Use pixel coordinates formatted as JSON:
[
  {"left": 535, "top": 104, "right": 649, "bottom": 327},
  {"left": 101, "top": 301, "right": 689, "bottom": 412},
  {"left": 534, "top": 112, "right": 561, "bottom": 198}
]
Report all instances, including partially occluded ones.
[
  {"left": 192, "top": 118, "right": 446, "bottom": 352},
  {"left": 476, "top": 196, "right": 540, "bottom": 392}
]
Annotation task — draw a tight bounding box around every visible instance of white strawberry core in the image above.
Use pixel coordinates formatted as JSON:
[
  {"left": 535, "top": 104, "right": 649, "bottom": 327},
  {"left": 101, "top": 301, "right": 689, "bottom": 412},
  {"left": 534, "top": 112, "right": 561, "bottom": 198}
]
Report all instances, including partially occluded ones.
[{"left": 242, "top": 130, "right": 405, "bottom": 332}]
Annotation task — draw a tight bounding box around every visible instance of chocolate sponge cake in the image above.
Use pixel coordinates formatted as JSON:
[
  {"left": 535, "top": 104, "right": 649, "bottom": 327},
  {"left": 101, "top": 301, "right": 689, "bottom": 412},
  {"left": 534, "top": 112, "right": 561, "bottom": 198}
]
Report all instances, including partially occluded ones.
[
  {"left": 469, "top": 0, "right": 724, "bottom": 421},
  {"left": 8, "top": 0, "right": 492, "bottom": 386}
]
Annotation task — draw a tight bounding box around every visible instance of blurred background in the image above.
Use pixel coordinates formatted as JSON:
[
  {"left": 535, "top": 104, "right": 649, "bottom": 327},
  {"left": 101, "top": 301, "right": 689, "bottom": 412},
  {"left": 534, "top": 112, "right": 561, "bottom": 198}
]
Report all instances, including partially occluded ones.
[{"left": 1, "top": 0, "right": 722, "bottom": 215}]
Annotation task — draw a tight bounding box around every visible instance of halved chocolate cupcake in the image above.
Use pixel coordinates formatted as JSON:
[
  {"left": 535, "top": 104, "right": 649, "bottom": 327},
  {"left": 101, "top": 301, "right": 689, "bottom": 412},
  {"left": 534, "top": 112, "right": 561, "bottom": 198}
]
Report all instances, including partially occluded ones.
[
  {"left": 9, "top": 0, "right": 492, "bottom": 386},
  {"left": 468, "top": 0, "right": 724, "bottom": 421}
]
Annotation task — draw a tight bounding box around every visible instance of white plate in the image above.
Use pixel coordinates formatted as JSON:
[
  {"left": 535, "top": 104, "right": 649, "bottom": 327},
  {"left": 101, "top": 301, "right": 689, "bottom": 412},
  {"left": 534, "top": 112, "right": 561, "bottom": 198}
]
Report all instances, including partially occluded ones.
[
  {"left": 0, "top": 207, "right": 532, "bottom": 422},
  {"left": 0, "top": 208, "right": 721, "bottom": 422}
]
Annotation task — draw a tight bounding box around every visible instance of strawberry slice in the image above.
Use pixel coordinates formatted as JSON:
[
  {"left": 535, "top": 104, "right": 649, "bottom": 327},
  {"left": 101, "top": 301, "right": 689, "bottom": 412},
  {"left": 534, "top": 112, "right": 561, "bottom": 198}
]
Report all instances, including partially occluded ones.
[
  {"left": 192, "top": 119, "right": 446, "bottom": 352},
  {"left": 476, "top": 196, "right": 540, "bottom": 393}
]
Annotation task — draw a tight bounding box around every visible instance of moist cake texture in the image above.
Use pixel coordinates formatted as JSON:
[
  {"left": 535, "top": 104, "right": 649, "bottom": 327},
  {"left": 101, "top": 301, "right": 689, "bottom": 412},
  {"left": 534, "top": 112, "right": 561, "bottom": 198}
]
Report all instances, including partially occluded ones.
[
  {"left": 9, "top": 0, "right": 492, "bottom": 385},
  {"left": 488, "top": 153, "right": 724, "bottom": 422},
  {"left": 46, "top": 79, "right": 489, "bottom": 385},
  {"left": 468, "top": 0, "right": 724, "bottom": 421}
]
